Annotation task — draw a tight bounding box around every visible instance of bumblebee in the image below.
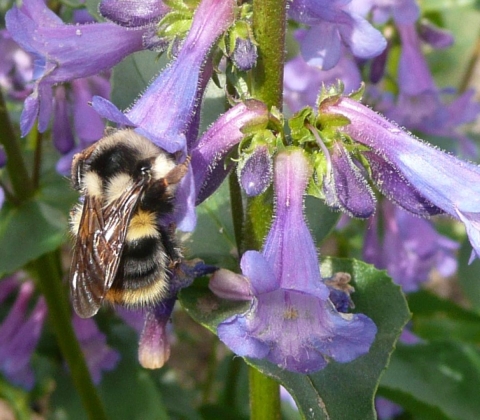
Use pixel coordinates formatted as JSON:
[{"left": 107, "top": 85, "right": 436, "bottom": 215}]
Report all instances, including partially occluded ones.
[{"left": 69, "top": 130, "right": 188, "bottom": 318}]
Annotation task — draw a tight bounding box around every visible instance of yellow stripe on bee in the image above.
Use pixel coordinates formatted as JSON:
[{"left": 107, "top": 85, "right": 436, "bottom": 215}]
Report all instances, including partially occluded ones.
[
  {"left": 126, "top": 210, "right": 159, "bottom": 241},
  {"left": 105, "top": 275, "right": 169, "bottom": 306}
]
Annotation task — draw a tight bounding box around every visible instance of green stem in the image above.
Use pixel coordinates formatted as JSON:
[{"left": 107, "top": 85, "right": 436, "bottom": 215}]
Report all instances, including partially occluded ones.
[
  {"left": 251, "top": 0, "right": 287, "bottom": 109},
  {"left": 32, "top": 131, "right": 43, "bottom": 190},
  {"left": 33, "top": 253, "right": 108, "bottom": 420},
  {"left": 246, "top": 0, "right": 287, "bottom": 418},
  {"left": 249, "top": 367, "right": 281, "bottom": 420},
  {"left": 458, "top": 28, "right": 480, "bottom": 93},
  {"left": 229, "top": 172, "right": 245, "bottom": 256},
  {"left": 0, "top": 90, "right": 34, "bottom": 202}
]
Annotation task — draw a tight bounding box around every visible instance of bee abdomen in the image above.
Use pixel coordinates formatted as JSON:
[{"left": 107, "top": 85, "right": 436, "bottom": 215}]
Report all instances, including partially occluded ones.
[
  {"left": 122, "top": 236, "right": 167, "bottom": 284},
  {"left": 108, "top": 235, "right": 169, "bottom": 305}
]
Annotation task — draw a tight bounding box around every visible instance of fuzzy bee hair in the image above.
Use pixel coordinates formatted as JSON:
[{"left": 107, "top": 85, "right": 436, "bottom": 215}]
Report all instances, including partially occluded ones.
[{"left": 69, "top": 130, "right": 188, "bottom": 318}]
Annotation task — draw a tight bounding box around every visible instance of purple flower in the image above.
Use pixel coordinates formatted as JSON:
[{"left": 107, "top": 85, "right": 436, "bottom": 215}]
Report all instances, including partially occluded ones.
[
  {"left": 0, "top": 186, "right": 5, "bottom": 210},
  {"left": 190, "top": 100, "right": 269, "bottom": 207},
  {"left": 0, "top": 279, "right": 47, "bottom": 389},
  {"left": 288, "top": 0, "right": 386, "bottom": 70},
  {"left": 55, "top": 74, "right": 111, "bottom": 175},
  {"left": 364, "top": 201, "right": 458, "bottom": 292},
  {"left": 418, "top": 20, "right": 454, "bottom": 49},
  {"left": 138, "top": 299, "right": 175, "bottom": 369},
  {"left": 238, "top": 145, "right": 273, "bottom": 197},
  {"left": 72, "top": 315, "right": 120, "bottom": 384},
  {"left": 385, "top": 23, "right": 442, "bottom": 129},
  {"left": 119, "top": 260, "right": 215, "bottom": 368},
  {"left": 211, "top": 150, "right": 376, "bottom": 373},
  {"left": 0, "top": 30, "right": 33, "bottom": 101},
  {"left": 323, "top": 141, "right": 376, "bottom": 218},
  {"left": 5, "top": 0, "right": 147, "bottom": 136},
  {"left": 0, "top": 276, "right": 120, "bottom": 387},
  {"left": 323, "top": 96, "right": 480, "bottom": 260},
  {"left": 370, "top": 0, "right": 420, "bottom": 24},
  {"left": 373, "top": 23, "right": 479, "bottom": 157},
  {"left": 99, "top": 0, "right": 169, "bottom": 28},
  {"left": 92, "top": 0, "right": 236, "bottom": 154},
  {"left": 284, "top": 53, "right": 361, "bottom": 113},
  {"left": 375, "top": 397, "right": 403, "bottom": 419},
  {"left": 90, "top": 0, "right": 269, "bottom": 231},
  {"left": 232, "top": 37, "right": 258, "bottom": 71}
]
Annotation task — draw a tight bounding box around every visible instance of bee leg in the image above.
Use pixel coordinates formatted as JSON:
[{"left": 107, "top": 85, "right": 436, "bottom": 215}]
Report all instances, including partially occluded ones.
[{"left": 164, "top": 156, "right": 190, "bottom": 186}]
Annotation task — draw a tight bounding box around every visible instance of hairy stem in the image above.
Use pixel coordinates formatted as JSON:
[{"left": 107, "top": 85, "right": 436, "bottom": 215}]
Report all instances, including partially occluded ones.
[{"left": 246, "top": 0, "right": 287, "bottom": 418}]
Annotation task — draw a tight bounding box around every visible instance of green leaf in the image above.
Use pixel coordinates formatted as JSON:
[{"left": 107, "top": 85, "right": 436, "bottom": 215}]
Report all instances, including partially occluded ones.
[
  {"left": 305, "top": 196, "right": 341, "bottom": 244},
  {"left": 457, "top": 238, "right": 480, "bottom": 310},
  {"left": 111, "top": 51, "right": 168, "bottom": 110},
  {"left": 380, "top": 341, "right": 480, "bottom": 420},
  {"left": 421, "top": 0, "right": 477, "bottom": 12},
  {"left": 408, "top": 290, "right": 480, "bottom": 343},
  {"left": 184, "top": 182, "right": 239, "bottom": 270},
  {"left": 0, "top": 199, "right": 67, "bottom": 275},
  {"left": 50, "top": 324, "right": 170, "bottom": 420},
  {"left": 180, "top": 258, "right": 410, "bottom": 420},
  {"left": 85, "top": 0, "right": 102, "bottom": 21}
]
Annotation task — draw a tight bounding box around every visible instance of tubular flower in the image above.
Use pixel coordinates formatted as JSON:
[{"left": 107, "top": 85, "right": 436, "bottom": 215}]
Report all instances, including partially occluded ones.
[
  {"left": 284, "top": 53, "right": 361, "bottom": 113},
  {"left": 138, "top": 298, "right": 175, "bottom": 369},
  {"left": 370, "top": 0, "right": 420, "bottom": 24},
  {"left": 324, "top": 96, "right": 480, "bottom": 259},
  {"left": 5, "top": 0, "right": 147, "bottom": 136},
  {"left": 288, "top": 0, "right": 386, "bottom": 70},
  {"left": 212, "top": 150, "right": 376, "bottom": 373},
  {"left": 364, "top": 201, "right": 459, "bottom": 292},
  {"left": 55, "top": 74, "right": 111, "bottom": 175},
  {"left": 91, "top": 0, "right": 266, "bottom": 231},
  {"left": 92, "top": 0, "right": 237, "bottom": 154},
  {"left": 190, "top": 100, "right": 269, "bottom": 205},
  {"left": 72, "top": 315, "right": 120, "bottom": 384},
  {"left": 0, "top": 280, "right": 47, "bottom": 389},
  {"left": 0, "top": 29, "right": 33, "bottom": 101}
]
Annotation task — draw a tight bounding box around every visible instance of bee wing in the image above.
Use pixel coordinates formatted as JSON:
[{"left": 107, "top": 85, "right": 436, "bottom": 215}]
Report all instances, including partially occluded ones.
[{"left": 70, "top": 179, "right": 146, "bottom": 318}]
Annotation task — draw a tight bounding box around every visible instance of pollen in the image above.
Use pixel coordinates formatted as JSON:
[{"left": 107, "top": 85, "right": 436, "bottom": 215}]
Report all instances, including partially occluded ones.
[
  {"left": 284, "top": 307, "right": 299, "bottom": 320},
  {"left": 126, "top": 210, "right": 159, "bottom": 241}
]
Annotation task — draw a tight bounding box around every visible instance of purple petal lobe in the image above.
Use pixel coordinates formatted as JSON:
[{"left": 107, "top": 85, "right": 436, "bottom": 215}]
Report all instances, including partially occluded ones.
[
  {"left": 91, "top": 95, "right": 135, "bottom": 127},
  {"left": 209, "top": 269, "right": 253, "bottom": 301}
]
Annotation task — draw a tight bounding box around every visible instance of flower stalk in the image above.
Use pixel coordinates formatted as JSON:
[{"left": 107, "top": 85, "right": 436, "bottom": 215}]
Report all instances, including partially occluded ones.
[
  {"left": 32, "top": 252, "right": 108, "bottom": 420},
  {"left": 0, "top": 90, "right": 34, "bottom": 202},
  {"left": 245, "top": 0, "right": 287, "bottom": 417}
]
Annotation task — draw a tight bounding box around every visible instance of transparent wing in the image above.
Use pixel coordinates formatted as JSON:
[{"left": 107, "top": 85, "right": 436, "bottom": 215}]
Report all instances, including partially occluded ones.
[{"left": 70, "top": 179, "right": 146, "bottom": 318}]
